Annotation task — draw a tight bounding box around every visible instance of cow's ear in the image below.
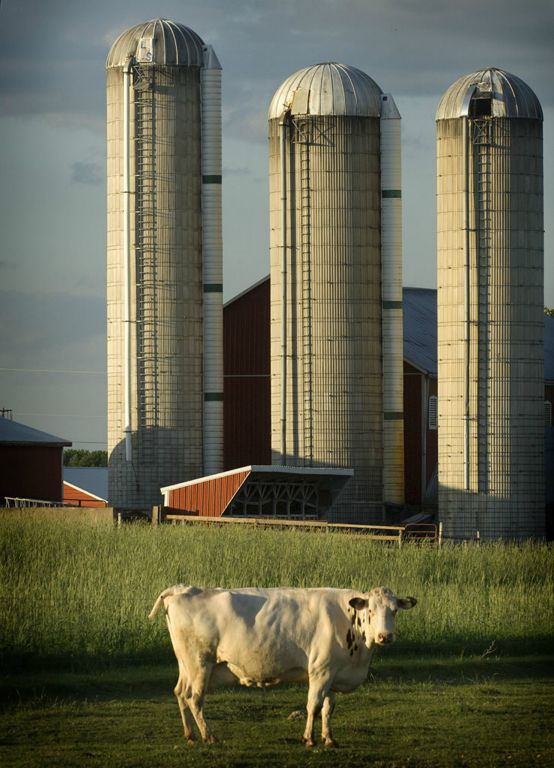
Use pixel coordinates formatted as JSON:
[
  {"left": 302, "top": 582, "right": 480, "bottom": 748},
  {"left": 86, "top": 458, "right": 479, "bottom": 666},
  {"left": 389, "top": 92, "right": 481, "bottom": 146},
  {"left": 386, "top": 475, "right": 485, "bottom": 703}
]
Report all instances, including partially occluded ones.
[
  {"left": 349, "top": 597, "right": 368, "bottom": 611},
  {"left": 398, "top": 596, "right": 417, "bottom": 610}
]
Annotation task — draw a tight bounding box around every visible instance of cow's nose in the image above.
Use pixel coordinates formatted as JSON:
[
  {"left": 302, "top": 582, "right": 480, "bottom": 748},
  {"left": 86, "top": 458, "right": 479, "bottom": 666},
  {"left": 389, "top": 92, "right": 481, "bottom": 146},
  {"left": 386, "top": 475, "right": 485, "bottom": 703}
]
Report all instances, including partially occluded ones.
[{"left": 377, "top": 633, "right": 393, "bottom": 645}]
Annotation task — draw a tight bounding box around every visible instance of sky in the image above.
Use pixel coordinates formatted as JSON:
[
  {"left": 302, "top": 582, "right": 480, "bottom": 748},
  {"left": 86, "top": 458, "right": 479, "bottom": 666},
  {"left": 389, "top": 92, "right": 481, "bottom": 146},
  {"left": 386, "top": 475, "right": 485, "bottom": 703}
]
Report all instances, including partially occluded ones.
[{"left": 0, "top": 0, "right": 552, "bottom": 449}]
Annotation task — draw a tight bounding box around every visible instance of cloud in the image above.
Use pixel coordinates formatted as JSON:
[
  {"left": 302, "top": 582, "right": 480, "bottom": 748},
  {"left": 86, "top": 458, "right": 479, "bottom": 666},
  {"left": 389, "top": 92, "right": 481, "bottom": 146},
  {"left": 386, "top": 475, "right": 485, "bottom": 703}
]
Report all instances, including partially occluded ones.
[
  {"left": 71, "top": 161, "right": 103, "bottom": 185},
  {"left": 0, "top": 290, "right": 105, "bottom": 368},
  {"left": 0, "top": 0, "right": 551, "bottom": 142},
  {"left": 223, "top": 166, "right": 252, "bottom": 177}
]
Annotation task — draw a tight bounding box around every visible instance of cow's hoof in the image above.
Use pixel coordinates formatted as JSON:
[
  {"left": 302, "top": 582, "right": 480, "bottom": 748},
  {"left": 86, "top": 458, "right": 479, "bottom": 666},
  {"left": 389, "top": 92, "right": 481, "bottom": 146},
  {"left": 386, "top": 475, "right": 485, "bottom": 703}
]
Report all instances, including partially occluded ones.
[
  {"left": 202, "top": 735, "right": 216, "bottom": 745},
  {"left": 323, "top": 737, "right": 337, "bottom": 748},
  {"left": 302, "top": 737, "right": 316, "bottom": 748}
]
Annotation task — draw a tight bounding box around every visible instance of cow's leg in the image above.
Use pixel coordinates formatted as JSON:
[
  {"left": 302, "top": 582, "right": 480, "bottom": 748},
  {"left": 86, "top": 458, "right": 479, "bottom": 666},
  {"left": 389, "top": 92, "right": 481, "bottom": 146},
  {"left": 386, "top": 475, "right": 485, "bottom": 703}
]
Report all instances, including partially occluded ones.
[
  {"left": 184, "top": 661, "right": 216, "bottom": 744},
  {"left": 321, "top": 691, "right": 337, "bottom": 747},
  {"left": 174, "top": 672, "right": 196, "bottom": 744},
  {"left": 303, "top": 674, "right": 332, "bottom": 747}
]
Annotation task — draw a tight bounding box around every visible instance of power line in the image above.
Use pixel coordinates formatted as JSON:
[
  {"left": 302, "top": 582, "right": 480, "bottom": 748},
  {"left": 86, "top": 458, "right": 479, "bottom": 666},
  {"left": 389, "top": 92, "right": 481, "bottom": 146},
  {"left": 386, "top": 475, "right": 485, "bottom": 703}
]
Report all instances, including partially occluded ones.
[
  {"left": 16, "top": 412, "right": 105, "bottom": 419},
  {"left": 0, "top": 368, "right": 105, "bottom": 375}
]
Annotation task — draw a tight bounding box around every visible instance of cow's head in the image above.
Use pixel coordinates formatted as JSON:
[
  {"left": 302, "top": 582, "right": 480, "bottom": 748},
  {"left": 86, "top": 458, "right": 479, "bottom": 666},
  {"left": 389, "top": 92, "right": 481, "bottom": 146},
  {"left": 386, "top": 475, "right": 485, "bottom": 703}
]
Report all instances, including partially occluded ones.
[{"left": 349, "top": 587, "right": 416, "bottom": 647}]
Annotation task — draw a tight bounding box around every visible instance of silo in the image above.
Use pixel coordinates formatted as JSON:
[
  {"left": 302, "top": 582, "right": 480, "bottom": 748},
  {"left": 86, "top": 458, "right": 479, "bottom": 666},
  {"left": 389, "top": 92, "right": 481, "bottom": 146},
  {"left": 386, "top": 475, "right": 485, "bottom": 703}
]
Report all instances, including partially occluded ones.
[
  {"left": 436, "top": 68, "right": 544, "bottom": 540},
  {"left": 268, "top": 63, "right": 404, "bottom": 521},
  {"left": 106, "top": 19, "right": 223, "bottom": 510}
]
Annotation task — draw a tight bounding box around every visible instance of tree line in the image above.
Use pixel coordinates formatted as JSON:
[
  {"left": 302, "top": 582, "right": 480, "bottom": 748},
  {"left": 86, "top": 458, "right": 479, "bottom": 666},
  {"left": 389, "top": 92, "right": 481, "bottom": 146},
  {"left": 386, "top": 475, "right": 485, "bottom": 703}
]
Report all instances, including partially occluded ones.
[{"left": 63, "top": 449, "right": 107, "bottom": 467}]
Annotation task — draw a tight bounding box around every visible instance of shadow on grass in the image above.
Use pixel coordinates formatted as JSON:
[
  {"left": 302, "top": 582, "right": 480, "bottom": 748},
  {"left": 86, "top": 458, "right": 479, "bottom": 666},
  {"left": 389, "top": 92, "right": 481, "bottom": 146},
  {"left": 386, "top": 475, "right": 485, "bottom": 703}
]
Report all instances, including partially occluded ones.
[
  {"left": 1, "top": 634, "right": 552, "bottom": 677},
  {"left": 1, "top": 648, "right": 552, "bottom": 712}
]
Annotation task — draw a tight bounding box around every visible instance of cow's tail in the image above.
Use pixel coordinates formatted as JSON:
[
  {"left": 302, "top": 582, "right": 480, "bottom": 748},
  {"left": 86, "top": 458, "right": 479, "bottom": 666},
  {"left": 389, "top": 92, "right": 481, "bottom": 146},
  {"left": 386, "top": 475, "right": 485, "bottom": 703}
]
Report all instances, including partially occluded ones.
[{"left": 148, "top": 584, "right": 190, "bottom": 622}]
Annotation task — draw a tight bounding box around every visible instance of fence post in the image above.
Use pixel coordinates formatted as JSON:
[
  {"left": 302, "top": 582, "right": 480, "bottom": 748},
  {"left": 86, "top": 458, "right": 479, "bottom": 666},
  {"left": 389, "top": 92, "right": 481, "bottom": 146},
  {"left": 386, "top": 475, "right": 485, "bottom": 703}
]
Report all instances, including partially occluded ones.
[{"left": 438, "top": 521, "right": 443, "bottom": 549}]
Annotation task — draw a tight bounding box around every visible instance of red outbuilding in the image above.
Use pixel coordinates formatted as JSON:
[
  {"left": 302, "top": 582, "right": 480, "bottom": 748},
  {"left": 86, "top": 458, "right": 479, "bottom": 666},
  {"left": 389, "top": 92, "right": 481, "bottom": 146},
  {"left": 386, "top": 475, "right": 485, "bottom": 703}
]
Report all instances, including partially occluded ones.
[{"left": 0, "top": 417, "right": 71, "bottom": 505}]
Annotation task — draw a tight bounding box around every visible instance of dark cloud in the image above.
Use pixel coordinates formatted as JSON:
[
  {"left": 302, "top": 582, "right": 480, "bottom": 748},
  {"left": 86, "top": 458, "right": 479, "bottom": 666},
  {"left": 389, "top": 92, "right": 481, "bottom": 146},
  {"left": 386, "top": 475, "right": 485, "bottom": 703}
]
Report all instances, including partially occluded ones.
[
  {"left": 0, "top": 0, "right": 551, "bottom": 134},
  {"left": 71, "top": 161, "right": 103, "bottom": 185},
  {"left": 0, "top": 290, "right": 105, "bottom": 367}
]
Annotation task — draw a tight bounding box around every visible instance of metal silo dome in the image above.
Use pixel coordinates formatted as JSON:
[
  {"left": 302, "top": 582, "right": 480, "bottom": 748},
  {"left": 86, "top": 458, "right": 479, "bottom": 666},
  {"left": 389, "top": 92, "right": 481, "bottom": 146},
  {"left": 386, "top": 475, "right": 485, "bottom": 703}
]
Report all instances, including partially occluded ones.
[
  {"left": 436, "top": 67, "right": 543, "bottom": 121},
  {"left": 268, "top": 62, "right": 382, "bottom": 118},
  {"left": 106, "top": 18, "right": 205, "bottom": 68}
]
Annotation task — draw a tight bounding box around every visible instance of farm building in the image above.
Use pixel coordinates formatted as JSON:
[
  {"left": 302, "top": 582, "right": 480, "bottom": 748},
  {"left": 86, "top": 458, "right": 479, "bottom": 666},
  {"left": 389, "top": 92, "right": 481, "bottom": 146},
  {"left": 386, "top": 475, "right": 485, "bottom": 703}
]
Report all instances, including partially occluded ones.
[
  {"left": 0, "top": 417, "right": 71, "bottom": 506},
  {"left": 162, "top": 465, "right": 353, "bottom": 519},
  {"left": 63, "top": 468, "right": 109, "bottom": 508},
  {"left": 223, "top": 278, "right": 554, "bottom": 527},
  {"left": 224, "top": 280, "right": 437, "bottom": 509}
]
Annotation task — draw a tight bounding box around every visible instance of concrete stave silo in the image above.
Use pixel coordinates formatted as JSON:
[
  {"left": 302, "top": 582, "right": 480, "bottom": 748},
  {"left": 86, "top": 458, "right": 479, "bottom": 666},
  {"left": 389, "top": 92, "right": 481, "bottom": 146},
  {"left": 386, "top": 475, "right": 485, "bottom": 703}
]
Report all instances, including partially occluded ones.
[
  {"left": 268, "top": 63, "right": 404, "bottom": 521},
  {"left": 436, "top": 68, "right": 544, "bottom": 540},
  {"left": 106, "top": 19, "right": 223, "bottom": 510}
]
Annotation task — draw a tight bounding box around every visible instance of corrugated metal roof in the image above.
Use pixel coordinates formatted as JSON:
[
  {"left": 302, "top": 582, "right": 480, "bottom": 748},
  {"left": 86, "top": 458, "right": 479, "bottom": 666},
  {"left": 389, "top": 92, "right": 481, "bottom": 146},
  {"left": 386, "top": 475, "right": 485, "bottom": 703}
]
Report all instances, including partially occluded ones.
[
  {"left": 268, "top": 62, "right": 382, "bottom": 119},
  {"left": 162, "top": 464, "right": 353, "bottom": 493},
  {"left": 403, "top": 288, "right": 554, "bottom": 381},
  {"left": 436, "top": 68, "right": 542, "bottom": 121},
  {"left": 162, "top": 465, "right": 353, "bottom": 517},
  {"left": 63, "top": 468, "right": 108, "bottom": 502},
  {"left": 224, "top": 279, "right": 553, "bottom": 381},
  {"left": 0, "top": 417, "right": 71, "bottom": 446},
  {"left": 106, "top": 19, "right": 205, "bottom": 68},
  {"left": 403, "top": 288, "right": 437, "bottom": 375}
]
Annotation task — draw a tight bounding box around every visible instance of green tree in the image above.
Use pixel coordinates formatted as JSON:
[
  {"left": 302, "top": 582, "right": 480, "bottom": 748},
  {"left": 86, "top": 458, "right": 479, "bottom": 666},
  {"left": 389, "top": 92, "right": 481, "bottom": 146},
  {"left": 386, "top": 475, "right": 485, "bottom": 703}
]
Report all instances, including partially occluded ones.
[{"left": 63, "top": 449, "right": 108, "bottom": 467}]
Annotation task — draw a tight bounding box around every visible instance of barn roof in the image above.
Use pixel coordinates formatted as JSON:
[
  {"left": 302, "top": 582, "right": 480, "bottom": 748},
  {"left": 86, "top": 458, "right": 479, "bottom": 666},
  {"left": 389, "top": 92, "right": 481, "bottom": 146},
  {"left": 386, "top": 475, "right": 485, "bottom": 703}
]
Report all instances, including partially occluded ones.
[
  {"left": 0, "top": 417, "right": 71, "bottom": 447},
  {"left": 63, "top": 468, "right": 108, "bottom": 502},
  {"left": 226, "top": 278, "right": 553, "bottom": 381},
  {"left": 402, "top": 288, "right": 437, "bottom": 375},
  {"left": 402, "top": 288, "right": 554, "bottom": 381}
]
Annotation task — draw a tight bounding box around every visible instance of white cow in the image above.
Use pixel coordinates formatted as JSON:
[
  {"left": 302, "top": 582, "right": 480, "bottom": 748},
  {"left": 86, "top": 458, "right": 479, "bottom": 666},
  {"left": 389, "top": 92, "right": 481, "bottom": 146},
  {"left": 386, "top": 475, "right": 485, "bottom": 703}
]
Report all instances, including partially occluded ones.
[{"left": 148, "top": 584, "right": 416, "bottom": 747}]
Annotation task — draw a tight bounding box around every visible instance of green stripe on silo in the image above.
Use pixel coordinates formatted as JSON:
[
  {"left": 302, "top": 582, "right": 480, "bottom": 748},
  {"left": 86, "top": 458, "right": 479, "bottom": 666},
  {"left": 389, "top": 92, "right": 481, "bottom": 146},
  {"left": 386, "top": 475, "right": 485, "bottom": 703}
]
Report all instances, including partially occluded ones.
[
  {"left": 204, "top": 284, "right": 223, "bottom": 293},
  {"left": 202, "top": 175, "right": 222, "bottom": 184},
  {"left": 382, "top": 190, "right": 401, "bottom": 198},
  {"left": 204, "top": 392, "right": 224, "bottom": 401},
  {"left": 384, "top": 411, "right": 404, "bottom": 420},
  {"left": 383, "top": 300, "right": 403, "bottom": 309}
]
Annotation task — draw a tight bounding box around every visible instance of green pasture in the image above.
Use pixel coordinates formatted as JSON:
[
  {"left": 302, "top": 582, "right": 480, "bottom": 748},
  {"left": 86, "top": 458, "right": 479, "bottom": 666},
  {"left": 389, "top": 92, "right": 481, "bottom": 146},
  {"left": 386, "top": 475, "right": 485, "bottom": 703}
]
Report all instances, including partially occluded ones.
[{"left": 0, "top": 511, "right": 553, "bottom": 766}]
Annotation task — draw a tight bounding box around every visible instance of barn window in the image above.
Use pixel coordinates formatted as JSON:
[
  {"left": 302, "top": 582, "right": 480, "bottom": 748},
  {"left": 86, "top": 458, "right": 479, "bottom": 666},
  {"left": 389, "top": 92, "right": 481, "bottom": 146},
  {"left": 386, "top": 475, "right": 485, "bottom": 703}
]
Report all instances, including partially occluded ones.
[
  {"left": 428, "top": 395, "right": 438, "bottom": 430},
  {"left": 546, "top": 400, "right": 553, "bottom": 428}
]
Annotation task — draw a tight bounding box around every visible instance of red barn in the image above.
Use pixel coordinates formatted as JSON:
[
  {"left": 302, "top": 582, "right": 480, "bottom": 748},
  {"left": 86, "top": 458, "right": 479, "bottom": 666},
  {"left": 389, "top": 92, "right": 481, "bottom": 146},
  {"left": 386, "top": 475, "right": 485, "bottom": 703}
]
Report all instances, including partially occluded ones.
[
  {"left": 63, "top": 468, "right": 108, "bottom": 508},
  {"left": 0, "top": 417, "right": 71, "bottom": 505},
  {"left": 223, "top": 279, "right": 554, "bottom": 515}
]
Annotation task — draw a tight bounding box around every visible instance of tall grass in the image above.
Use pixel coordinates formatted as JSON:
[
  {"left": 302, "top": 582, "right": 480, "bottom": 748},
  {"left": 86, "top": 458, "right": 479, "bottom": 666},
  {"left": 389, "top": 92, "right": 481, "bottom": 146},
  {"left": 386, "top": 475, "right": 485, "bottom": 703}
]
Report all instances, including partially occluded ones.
[{"left": 1, "top": 511, "right": 552, "bottom": 669}]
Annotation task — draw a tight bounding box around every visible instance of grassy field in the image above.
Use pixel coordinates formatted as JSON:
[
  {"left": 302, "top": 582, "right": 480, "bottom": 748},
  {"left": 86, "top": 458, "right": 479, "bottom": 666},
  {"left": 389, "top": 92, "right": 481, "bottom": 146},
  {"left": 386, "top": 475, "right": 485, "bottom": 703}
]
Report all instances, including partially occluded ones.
[{"left": 1, "top": 511, "right": 553, "bottom": 766}]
